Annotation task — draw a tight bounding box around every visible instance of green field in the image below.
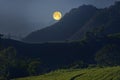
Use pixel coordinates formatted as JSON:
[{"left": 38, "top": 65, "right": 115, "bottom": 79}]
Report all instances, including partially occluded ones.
[{"left": 14, "top": 66, "right": 120, "bottom": 80}]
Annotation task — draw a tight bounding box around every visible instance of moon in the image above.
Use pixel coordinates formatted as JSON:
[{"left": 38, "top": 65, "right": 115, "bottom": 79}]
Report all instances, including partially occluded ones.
[{"left": 53, "top": 11, "right": 62, "bottom": 21}]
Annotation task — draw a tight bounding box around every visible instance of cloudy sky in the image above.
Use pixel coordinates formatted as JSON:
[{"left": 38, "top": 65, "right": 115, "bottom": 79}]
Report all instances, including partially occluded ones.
[{"left": 0, "top": 0, "right": 119, "bottom": 38}]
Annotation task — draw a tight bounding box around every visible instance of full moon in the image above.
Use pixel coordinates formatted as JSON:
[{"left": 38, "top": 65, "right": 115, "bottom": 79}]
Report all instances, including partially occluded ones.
[{"left": 53, "top": 11, "right": 62, "bottom": 21}]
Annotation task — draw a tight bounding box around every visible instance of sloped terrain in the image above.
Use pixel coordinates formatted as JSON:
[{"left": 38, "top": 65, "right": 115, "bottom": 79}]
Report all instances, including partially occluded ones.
[
  {"left": 22, "top": 5, "right": 98, "bottom": 43},
  {"left": 15, "top": 66, "right": 120, "bottom": 80},
  {"left": 23, "top": 2, "right": 120, "bottom": 43}
]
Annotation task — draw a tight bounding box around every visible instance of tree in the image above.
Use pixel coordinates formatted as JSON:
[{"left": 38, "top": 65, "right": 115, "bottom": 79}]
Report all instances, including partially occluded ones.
[
  {"left": 95, "top": 44, "right": 120, "bottom": 66},
  {"left": 0, "top": 47, "right": 16, "bottom": 80},
  {"left": 27, "top": 59, "right": 40, "bottom": 76},
  {"left": 0, "top": 34, "right": 3, "bottom": 39},
  {"left": 69, "top": 61, "right": 87, "bottom": 69}
]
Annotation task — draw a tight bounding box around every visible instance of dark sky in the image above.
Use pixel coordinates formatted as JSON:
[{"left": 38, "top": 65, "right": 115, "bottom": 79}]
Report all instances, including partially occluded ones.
[{"left": 0, "top": 0, "right": 119, "bottom": 39}]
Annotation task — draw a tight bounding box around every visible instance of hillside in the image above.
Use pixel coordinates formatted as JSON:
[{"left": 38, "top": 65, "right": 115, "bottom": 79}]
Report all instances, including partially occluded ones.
[
  {"left": 15, "top": 66, "right": 120, "bottom": 80},
  {"left": 1, "top": 1, "right": 120, "bottom": 77},
  {"left": 1, "top": 34, "right": 120, "bottom": 79},
  {"left": 23, "top": 1, "right": 120, "bottom": 43},
  {"left": 23, "top": 5, "right": 98, "bottom": 43},
  {"left": 1, "top": 1, "right": 120, "bottom": 80},
  {"left": 70, "top": 1, "right": 120, "bottom": 40}
]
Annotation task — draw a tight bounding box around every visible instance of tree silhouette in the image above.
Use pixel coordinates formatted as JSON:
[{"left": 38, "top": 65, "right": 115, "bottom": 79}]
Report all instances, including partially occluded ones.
[
  {"left": 0, "top": 47, "right": 16, "bottom": 80},
  {"left": 0, "top": 34, "right": 3, "bottom": 39},
  {"left": 95, "top": 44, "right": 120, "bottom": 66}
]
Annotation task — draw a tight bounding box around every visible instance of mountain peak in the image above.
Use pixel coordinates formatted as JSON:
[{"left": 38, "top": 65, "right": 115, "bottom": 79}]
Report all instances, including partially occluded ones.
[{"left": 23, "top": 2, "right": 120, "bottom": 43}]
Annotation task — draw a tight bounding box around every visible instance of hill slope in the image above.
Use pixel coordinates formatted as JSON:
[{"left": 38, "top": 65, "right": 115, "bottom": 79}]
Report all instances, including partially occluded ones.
[
  {"left": 23, "top": 1, "right": 120, "bottom": 43},
  {"left": 23, "top": 5, "right": 98, "bottom": 43},
  {"left": 15, "top": 66, "right": 120, "bottom": 80},
  {"left": 1, "top": 33, "right": 120, "bottom": 78},
  {"left": 70, "top": 1, "right": 120, "bottom": 40}
]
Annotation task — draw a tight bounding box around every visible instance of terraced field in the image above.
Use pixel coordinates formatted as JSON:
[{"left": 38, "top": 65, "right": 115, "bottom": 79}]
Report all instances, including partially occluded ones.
[{"left": 14, "top": 66, "right": 120, "bottom": 80}]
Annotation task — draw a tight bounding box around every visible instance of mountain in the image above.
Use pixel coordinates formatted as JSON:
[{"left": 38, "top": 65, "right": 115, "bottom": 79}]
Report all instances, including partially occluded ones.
[
  {"left": 23, "top": 1, "right": 120, "bottom": 43},
  {"left": 1, "top": 38, "right": 97, "bottom": 78},
  {"left": 1, "top": 33, "right": 120, "bottom": 77},
  {"left": 1, "top": 32, "right": 120, "bottom": 78},
  {"left": 70, "top": 1, "right": 120, "bottom": 40},
  {"left": 23, "top": 5, "right": 98, "bottom": 43},
  {"left": 1, "top": 1, "right": 120, "bottom": 79}
]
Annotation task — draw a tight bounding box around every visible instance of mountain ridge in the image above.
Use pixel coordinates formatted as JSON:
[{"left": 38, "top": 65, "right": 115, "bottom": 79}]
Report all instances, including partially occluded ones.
[
  {"left": 70, "top": 1, "right": 120, "bottom": 40},
  {"left": 23, "top": 5, "right": 98, "bottom": 43},
  {"left": 23, "top": 1, "right": 120, "bottom": 43}
]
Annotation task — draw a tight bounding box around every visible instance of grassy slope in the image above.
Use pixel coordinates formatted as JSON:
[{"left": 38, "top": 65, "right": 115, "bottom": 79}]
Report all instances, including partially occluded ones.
[{"left": 14, "top": 66, "right": 120, "bottom": 80}]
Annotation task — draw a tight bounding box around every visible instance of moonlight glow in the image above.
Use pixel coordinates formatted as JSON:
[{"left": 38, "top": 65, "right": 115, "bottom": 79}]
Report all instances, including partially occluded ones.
[{"left": 53, "top": 11, "right": 62, "bottom": 21}]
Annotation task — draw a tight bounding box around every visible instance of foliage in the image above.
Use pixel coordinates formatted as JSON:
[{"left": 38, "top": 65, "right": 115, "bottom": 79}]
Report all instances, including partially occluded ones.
[
  {"left": 0, "top": 47, "right": 16, "bottom": 80},
  {"left": 108, "top": 33, "right": 120, "bottom": 39},
  {"left": 27, "top": 59, "right": 41, "bottom": 76},
  {"left": 0, "top": 34, "right": 4, "bottom": 39},
  {"left": 0, "top": 47, "right": 41, "bottom": 79},
  {"left": 15, "top": 66, "right": 120, "bottom": 80},
  {"left": 95, "top": 44, "right": 120, "bottom": 66},
  {"left": 68, "top": 61, "right": 88, "bottom": 69}
]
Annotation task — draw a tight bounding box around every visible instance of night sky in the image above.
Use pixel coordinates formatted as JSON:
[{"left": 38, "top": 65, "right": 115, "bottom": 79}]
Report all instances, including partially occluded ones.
[{"left": 0, "top": 0, "right": 119, "bottom": 38}]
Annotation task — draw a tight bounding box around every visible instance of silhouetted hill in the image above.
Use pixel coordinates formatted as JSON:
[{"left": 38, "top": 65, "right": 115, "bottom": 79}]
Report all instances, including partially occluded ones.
[
  {"left": 23, "top": 1, "right": 120, "bottom": 43},
  {"left": 70, "top": 1, "right": 120, "bottom": 40},
  {"left": 1, "top": 32, "right": 120, "bottom": 78},
  {"left": 1, "top": 1, "right": 120, "bottom": 79},
  {"left": 23, "top": 5, "right": 98, "bottom": 43}
]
